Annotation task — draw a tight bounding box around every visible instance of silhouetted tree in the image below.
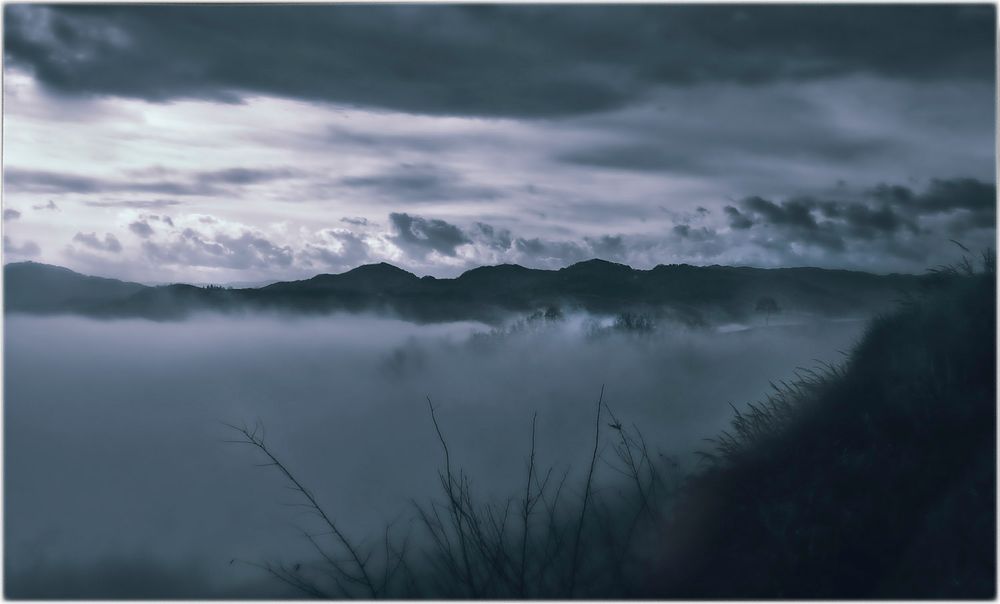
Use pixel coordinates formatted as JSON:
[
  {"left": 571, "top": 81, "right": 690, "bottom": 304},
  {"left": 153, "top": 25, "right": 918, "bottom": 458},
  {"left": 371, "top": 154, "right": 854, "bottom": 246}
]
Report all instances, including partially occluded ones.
[
  {"left": 755, "top": 296, "right": 781, "bottom": 325},
  {"left": 614, "top": 311, "right": 655, "bottom": 333}
]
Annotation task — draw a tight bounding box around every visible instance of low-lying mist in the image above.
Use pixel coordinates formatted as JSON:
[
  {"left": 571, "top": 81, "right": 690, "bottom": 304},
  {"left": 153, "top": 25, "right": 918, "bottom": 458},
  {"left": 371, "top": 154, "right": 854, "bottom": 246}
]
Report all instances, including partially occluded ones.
[{"left": 5, "top": 311, "right": 866, "bottom": 597}]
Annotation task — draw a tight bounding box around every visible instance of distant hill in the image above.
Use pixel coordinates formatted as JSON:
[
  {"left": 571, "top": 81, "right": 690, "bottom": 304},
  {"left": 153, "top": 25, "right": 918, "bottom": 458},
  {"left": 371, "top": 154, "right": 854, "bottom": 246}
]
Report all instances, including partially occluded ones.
[
  {"left": 3, "top": 259, "right": 925, "bottom": 323},
  {"left": 3, "top": 262, "right": 148, "bottom": 314}
]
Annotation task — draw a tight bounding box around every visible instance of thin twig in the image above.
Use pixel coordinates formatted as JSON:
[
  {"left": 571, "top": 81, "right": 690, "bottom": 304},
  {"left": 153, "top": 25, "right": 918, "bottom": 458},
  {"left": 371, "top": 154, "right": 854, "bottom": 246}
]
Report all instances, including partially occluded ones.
[{"left": 568, "top": 384, "right": 604, "bottom": 596}]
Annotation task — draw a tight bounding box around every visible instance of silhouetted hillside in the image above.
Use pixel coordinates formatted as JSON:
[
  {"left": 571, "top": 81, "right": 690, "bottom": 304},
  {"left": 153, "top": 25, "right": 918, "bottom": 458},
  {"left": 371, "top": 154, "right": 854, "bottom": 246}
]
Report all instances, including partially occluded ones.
[
  {"left": 4, "top": 259, "right": 923, "bottom": 324},
  {"left": 3, "top": 262, "right": 147, "bottom": 314},
  {"left": 648, "top": 262, "right": 996, "bottom": 598}
]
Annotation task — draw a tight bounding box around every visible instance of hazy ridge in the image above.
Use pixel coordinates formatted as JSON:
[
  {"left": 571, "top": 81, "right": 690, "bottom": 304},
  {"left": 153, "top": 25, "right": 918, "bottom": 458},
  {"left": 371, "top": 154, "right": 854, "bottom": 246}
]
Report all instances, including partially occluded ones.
[{"left": 4, "top": 259, "right": 923, "bottom": 324}]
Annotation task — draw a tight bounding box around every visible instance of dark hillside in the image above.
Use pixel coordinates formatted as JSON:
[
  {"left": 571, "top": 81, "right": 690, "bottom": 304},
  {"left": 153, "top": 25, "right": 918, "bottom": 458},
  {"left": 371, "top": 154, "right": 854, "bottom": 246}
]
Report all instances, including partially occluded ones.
[
  {"left": 3, "top": 262, "right": 148, "bottom": 313},
  {"left": 3, "top": 260, "right": 922, "bottom": 324},
  {"left": 649, "top": 263, "right": 996, "bottom": 598}
]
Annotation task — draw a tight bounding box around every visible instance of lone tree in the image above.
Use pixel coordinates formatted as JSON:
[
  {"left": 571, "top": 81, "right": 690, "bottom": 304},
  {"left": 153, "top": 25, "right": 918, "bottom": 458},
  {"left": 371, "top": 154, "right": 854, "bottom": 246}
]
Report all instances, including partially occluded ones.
[{"left": 755, "top": 296, "right": 781, "bottom": 325}]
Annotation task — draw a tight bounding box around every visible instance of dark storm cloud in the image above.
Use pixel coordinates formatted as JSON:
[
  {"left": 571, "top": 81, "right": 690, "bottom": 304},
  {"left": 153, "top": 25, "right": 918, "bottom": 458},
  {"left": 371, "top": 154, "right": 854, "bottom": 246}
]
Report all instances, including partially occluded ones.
[
  {"left": 142, "top": 229, "right": 293, "bottom": 270},
  {"left": 830, "top": 204, "right": 915, "bottom": 239},
  {"left": 5, "top": 4, "right": 993, "bottom": 118},
  {"left": 724, "top": 206, "right": 754, "bottom": 230},
  {"left": 561, "top": 134, "right": 895, "bottom": 175},
  {"left": 73, "top": 231, "right": 122, "bottom": 253},
  {"left": 340, "top": 164, "right": 499, "bottom": 203},
  {"left": 672, "top": 225, "right": 718, "bottom": 243},
  {"left": 472, "top": 222, "right": 514, "bottom": 251},
  {"left": 389, "top": 212, "right": 470, "bottom": 258},
  {"left": 898, "top": 178, "right": 995, "bottom": 225},
  {"left": 725, "top": 177, "right": 994, "bottom": 253},
  {"left": 585, "top": 234, "right": 627, "bottom": 260},
  {"left": 441, "top": 216, "right": 626, "bottom": 267},
  {"left": 4, "top": 208, "right": 22, "bottom": 220},
  {"left": 550, "top": 81, "right": 914, "bottom": 187},
  {"left": 387, "top": 213, "right": 631, "bottom": 268},
  {"left": 743, "top": 196, "right": 819, "bottom": 230},
  {"left": 3, "top": 236, "right": 40, "bottom": 256},
  {"left": 6, "top": 167, "right": 298, "bottom": 197}
]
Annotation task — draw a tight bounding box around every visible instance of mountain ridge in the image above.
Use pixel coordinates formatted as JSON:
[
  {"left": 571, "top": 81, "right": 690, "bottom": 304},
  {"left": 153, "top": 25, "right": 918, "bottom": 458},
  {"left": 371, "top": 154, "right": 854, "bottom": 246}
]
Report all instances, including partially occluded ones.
[{"left": 3, "top": 259, "right": 926, "bottom": 324}]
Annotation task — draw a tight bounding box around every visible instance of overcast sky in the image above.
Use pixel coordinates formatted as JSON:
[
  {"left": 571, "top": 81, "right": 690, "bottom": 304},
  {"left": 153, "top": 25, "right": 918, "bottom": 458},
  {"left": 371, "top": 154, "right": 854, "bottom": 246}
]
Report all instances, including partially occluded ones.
[{"left": 2, "top": 4, "right": 996, "bottom": 284}]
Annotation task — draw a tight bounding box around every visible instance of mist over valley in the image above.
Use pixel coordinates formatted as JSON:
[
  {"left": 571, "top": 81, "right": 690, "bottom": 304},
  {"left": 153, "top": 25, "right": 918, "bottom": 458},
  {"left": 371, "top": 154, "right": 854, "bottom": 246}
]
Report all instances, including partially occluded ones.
[{"left": 5, "top": 299, "right": 866, "bottom": 597}]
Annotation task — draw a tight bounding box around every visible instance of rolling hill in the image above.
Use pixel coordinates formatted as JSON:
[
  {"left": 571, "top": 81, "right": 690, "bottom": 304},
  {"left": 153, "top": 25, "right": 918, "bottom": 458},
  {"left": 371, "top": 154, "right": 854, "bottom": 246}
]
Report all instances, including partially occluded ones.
[{"left": 4, "top": 259, "right": 924, "bottom": 324}]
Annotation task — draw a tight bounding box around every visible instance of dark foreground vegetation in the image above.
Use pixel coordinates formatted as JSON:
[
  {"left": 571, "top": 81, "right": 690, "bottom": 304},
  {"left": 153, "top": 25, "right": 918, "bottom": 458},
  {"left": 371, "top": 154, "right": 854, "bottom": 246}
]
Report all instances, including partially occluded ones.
[
  {"left": 230, "top": 252, "right": 995, "bottom": 599},
  {"left": 650, "top": 251, "right": 996, "bottom": 598}
]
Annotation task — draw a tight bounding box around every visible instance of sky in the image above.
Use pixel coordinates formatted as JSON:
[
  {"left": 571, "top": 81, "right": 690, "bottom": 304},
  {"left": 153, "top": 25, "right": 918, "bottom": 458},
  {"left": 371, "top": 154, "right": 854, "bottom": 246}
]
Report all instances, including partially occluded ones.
[{"left": 2, "top": 3, "right": 996, "bottom": 284}]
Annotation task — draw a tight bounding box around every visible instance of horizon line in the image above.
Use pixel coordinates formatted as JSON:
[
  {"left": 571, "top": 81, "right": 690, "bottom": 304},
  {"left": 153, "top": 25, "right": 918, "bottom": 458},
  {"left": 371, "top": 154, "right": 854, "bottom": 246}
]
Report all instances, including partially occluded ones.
[{"left": 3, "top": 257, "right": 926, "bottom": 289}]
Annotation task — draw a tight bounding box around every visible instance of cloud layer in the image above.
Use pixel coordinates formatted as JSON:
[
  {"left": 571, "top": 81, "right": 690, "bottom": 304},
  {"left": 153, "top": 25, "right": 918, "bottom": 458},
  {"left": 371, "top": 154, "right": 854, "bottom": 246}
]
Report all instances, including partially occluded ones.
[
  {"left": 19, "top": 177, "right": 981, "bottom": 283},
  {"left": 5, "top": 5, "right": 994, "bottom": 117}
]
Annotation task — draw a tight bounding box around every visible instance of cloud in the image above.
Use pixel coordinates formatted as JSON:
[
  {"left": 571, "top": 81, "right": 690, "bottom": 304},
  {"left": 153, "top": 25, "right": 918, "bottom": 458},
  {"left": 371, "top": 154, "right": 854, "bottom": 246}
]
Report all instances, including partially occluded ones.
[
  {"left": 823, "top": 203, "right": 915, "bottom": 240},
  {"left": 5, "top": 167, "right": 298, "bottom": 197},
  {"left": 4, "top": 209, "right": 22, "bottom": 221},
  {"left": 561, "top": 135, "right": 894, "bottom": 176},
  {"left": 3, "top": 236, "right": 41, "bottom": 256},
  {"left": 32, "top": 199, "right": 59, "bottom": 211},
  {"left": 512, "top": 237, "right": 589, "bottom": 267},
  {"left": 129, "top": 220, "right": 155, "bottom": 238},
  {"left": 340, "top": 216, "right": 370, "bottom": 227},
  {"left": 896, "top": 178, "right": 995, "bottom": 226},
  {"left": 323, "top": 126, "right": 452, "bottom": 153},
  {"left": 729, "top": 194, "right": 916, "bottom": 242},
  {"left": 561, "top": 144, "right": 705, "bottom": 174},
  {"left": 584, "top": 234, "right": 627, "bottom": 260},
  {"left": 141, "top": 228, "right": 293, "bottom": 270},
  {"left": 472, "top": 222, "right": 513, "bottom": 251},
  {"left": 553, "top": 81, "right": 908, "bottom": 189},
  {"left": 302, "top": 229, "right": 371, "bottom": 271},
  {"left": 7, "top": 169, "right": 103, "bottom": 195},
  {"left": 6, "top": 5, "right": 991, "bottom": 118},
  {"left": 84, "top": 200, "right": 181, "bottom": 209},
  {"left": 672, "top": 225, "right": 717, "bottom": 243},
  {"left": 721, "top": 177, "right": 994, "bottom": 255},
  {"left": 340, "top": 164, "right": 498, "bottom": 203},
  {"left": 73, "top": 232, "right": 123, "bottom": 253},
  {"left": 742, "top": 196, "right": 819, "bottom": 230},
  {"left": 9, "top": 169, "right": 204, "bottom": 196},
  {"left": 724, "top": 206, "right": 754, "bottom": 230},
  {"left": 379, "top": 175, "right": 993, "bottom": 273},
  {"left": 192, "top": 167, "right": 299, "bottom": 186},
  {"left": 382, "top": 214, "right": 625, "bottom": 270},
  {"left": 388, "top": 212, "right": 471, "bottom": 258}
]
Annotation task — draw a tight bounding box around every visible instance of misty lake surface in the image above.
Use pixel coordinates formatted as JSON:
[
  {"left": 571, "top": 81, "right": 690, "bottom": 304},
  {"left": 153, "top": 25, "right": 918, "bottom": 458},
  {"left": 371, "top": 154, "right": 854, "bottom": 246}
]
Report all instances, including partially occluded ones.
[{"left": 5, "top": 312, "right": 865, "bottom": 596}]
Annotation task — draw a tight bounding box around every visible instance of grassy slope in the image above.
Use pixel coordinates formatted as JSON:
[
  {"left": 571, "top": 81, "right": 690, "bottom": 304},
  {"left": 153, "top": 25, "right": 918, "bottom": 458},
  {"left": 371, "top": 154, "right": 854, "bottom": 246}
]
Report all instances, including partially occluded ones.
[{"left": 648, "top": 268, "right": 996, "bottom": 598}]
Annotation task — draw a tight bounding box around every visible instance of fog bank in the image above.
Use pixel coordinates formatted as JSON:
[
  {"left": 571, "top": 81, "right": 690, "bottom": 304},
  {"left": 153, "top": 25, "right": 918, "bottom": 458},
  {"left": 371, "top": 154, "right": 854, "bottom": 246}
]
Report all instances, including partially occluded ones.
[{"left": 5, "top": 312, "right": 865, "bottom": 597}]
